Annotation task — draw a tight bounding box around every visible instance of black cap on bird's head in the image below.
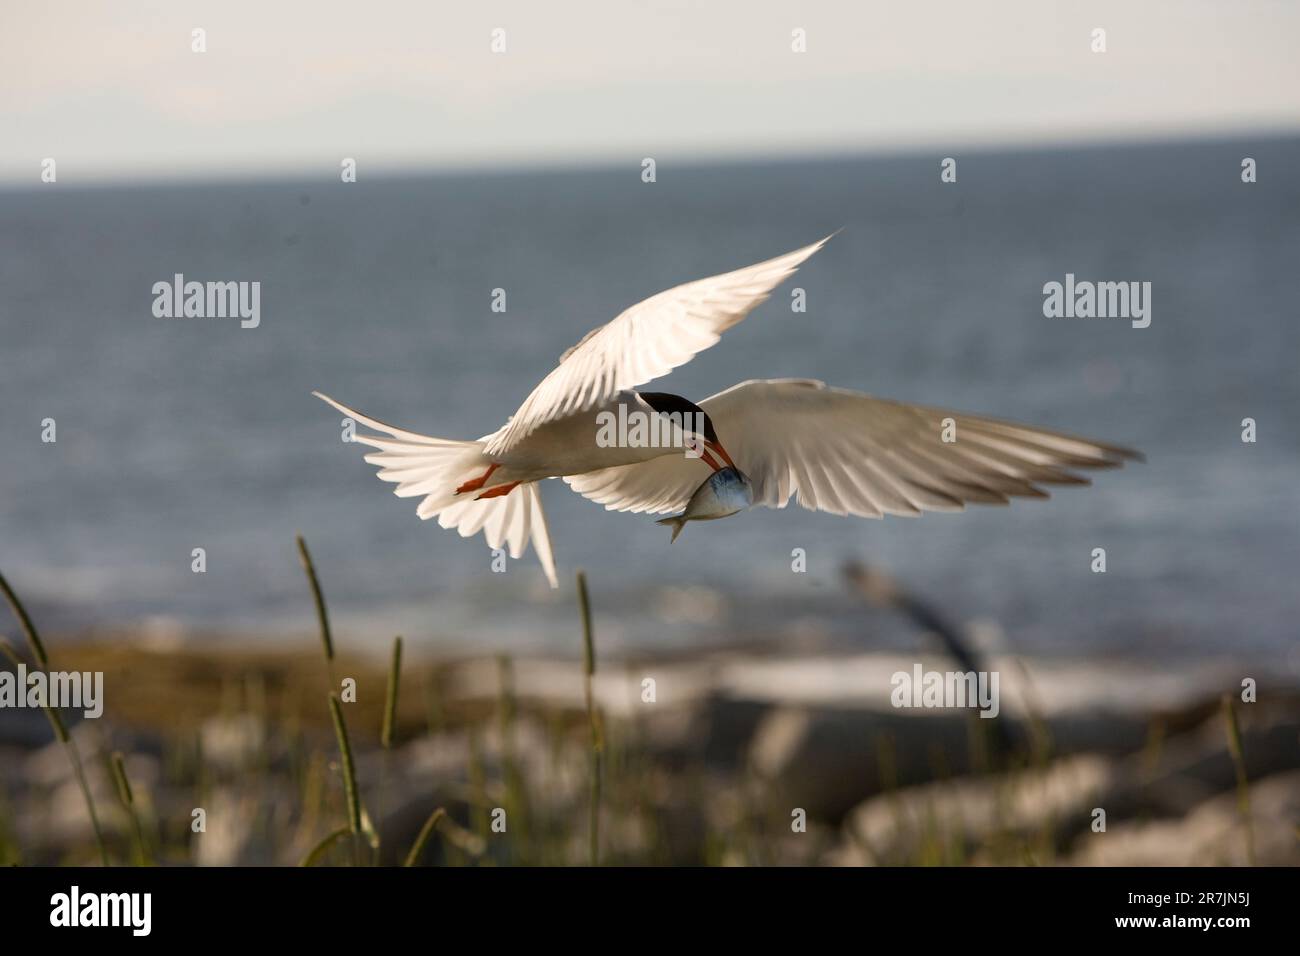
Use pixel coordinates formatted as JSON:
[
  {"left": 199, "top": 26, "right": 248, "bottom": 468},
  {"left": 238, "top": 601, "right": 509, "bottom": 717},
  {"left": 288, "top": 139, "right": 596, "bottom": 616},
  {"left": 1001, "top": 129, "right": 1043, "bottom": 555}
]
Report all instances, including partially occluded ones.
[
  {"left": 636, "top": 390, "right": 738, "bottom": 471},
  {"left": 636, "top": 391, "right": 718, "bottom": 443}
]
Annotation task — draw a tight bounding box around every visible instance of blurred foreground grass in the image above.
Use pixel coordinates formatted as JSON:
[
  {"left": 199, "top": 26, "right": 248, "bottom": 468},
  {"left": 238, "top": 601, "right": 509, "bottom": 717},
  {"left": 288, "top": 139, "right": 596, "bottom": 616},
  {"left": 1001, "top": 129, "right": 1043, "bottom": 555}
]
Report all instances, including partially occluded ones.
[{"left": 1, "top": 546, "right": 1296, "bottom": 867}]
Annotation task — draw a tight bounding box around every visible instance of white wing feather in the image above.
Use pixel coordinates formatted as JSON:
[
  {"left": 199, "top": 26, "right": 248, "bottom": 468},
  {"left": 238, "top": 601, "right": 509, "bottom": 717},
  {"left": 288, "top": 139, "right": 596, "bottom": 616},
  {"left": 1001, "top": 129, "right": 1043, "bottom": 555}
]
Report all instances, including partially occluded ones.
[
  {"left": 313, "top": 391, "right": 559, "bottom": 587},
  {"left": 484, "top": 236, "right": 834, "bottom": 457},
  {"left": 564, "top": 379, "right": 1141, "bottom": 518}
]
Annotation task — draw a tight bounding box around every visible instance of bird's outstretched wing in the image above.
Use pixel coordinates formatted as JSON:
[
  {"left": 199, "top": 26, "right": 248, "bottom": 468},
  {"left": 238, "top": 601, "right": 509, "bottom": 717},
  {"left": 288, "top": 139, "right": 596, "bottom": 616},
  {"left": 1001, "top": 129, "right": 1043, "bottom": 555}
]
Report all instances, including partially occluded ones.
[
  {"left": 564, "top": 379, "right": 1142, "bottom": 517},
  {"left": 483, "top": 236, "right": 834, "bottom": 457}
]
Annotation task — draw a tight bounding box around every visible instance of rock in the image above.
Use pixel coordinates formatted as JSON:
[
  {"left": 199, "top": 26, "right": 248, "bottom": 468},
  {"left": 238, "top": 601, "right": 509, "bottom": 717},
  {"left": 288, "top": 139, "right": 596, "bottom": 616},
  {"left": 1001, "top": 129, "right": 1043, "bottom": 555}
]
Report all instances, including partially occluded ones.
[
  {"left": 199, "top": 714, "right": 266, "bottom": 773},
  {"left": 193, "top": 785, "right": 267, "bottom": 866},
  {"left": 747, "top": 705, "right": 1012, "bottom": 821},
  {"left": 742, "top": 686, "right": 1300, "bottom": 825},
  {"left": 825, "top": 703, "right": 1300, "bottom": 865},
  {"left": 364, "top": 716, "right": 589, "bottom": 864},
  {"left": 826, "top": 754, "right": 1113, "bottom": 865},
  {"left": 669, "top": 694, "right": 773, "bottom": 769},
  {"left": 1067, "top": 770, "right": 1300, "bottom": 866},
  {"left": 1098, "top": 708, "right": 1300, "bottom": 821}
]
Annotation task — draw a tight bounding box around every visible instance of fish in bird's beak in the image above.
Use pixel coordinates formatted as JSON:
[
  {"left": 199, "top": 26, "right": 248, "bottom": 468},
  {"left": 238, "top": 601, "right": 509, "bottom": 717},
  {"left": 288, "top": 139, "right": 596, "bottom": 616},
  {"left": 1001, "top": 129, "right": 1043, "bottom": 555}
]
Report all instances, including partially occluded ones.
[{"left": 656, "top": 466, "right": 753, "bottom": 542}]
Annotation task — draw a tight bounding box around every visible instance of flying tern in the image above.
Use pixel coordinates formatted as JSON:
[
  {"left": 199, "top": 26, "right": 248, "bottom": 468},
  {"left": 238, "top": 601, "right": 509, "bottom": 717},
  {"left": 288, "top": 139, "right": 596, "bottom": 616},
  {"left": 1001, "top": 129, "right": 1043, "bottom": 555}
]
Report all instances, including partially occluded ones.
[{"left": 314, "top": 235, "right": 1141, "bottom": 587}]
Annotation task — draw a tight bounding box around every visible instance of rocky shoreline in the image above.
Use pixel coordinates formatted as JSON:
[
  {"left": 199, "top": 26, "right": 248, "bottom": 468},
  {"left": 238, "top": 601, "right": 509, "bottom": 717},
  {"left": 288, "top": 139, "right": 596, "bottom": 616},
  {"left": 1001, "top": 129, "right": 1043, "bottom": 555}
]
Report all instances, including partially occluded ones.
[{"left": 1, "top": 640, "right": 1295, "bottom": 866}]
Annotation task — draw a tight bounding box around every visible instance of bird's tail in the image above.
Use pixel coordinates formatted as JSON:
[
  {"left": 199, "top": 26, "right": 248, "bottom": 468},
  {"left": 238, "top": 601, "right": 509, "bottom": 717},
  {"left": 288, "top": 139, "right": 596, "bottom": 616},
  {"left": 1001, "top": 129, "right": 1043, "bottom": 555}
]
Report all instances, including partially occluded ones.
[
  {"left": 655, "top": 515, "right": 687, "bottom": 543},
  {"left": 313, "top": 391, "right": 558, "bottom": 588},
  {"left": 433, "top": 481, "right": 556, "bottom": 587}
]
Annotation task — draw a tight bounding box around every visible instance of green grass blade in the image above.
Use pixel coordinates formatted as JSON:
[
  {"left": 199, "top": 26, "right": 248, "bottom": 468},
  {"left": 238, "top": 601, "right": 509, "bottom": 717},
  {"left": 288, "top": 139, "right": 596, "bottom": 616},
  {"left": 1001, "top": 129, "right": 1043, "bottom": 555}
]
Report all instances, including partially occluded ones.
[
  {"left": 111, "top": 752, "right": 149, "bottom": 866},
  {"left": 0, "top": 585, "right": 108, "bottom": 866},
  {"left": 1222, "top": 694, "right": 1255, "bottom": 864},
  {"left": 0, "top": 571, "right": 49, "bottom": 669},
  {"left": 328, "top": 694, "right": 362, "bottom": 835},
  {"left": 299, "top": 826, "right": 352, "bottom": 867},
  {"left": 295, "top": 535, "right": 334, "bottom": 666},
  {"left": 382, "top": 636, "right": 402, "bottom": 749},
  {"left": 576, "top": 570, "right": 602, "bottom": 865},
  {"left": 403, "top": 807, "right": 446, "bottom": 867}
]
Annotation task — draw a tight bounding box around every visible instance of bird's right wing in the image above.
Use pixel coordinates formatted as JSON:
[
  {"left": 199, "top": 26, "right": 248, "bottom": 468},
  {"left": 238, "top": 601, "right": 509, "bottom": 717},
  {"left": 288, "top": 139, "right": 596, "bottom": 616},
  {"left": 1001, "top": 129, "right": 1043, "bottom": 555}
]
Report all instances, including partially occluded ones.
[
  {"left": 484, "top": 235, "right": 834, "bottom": 457},
  {"left": 565, "top": 379, "right": 1142, "bottom": 518}
]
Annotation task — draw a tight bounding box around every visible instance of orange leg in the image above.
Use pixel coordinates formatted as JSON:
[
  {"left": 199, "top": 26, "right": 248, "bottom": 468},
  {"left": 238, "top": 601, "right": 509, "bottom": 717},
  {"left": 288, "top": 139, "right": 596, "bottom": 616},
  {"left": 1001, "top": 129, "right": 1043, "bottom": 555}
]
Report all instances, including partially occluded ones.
[
  {"left": 475, "top": 480, "right": 521, "bottom": 500},
  {"left": 455, "top": 463, "right": 499, "bottom": 495}
]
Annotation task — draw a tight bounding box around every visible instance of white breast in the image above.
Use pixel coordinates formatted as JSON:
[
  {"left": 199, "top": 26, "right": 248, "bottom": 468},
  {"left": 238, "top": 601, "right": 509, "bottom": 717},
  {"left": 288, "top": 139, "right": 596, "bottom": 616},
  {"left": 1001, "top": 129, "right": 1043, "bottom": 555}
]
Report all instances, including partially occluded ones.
[{"left": 495, "top": 391, "right": 699, "bottom": 481}]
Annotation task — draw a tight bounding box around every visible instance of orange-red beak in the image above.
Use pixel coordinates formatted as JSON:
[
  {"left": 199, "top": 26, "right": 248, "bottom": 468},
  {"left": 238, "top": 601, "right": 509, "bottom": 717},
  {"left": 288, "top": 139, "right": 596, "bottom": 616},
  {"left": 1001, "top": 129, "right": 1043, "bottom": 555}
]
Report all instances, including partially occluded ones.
[{"left": 706, "top": 440, "right": 737, "bottom": 471}]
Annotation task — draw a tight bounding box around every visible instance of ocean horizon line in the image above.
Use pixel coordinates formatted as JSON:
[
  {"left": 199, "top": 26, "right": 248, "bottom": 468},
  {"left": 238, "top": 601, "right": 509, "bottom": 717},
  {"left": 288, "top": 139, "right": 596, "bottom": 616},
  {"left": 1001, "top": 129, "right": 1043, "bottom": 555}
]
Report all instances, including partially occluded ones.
[{"left": 3, "top": 125, "right": 1298, "bottom": 194}]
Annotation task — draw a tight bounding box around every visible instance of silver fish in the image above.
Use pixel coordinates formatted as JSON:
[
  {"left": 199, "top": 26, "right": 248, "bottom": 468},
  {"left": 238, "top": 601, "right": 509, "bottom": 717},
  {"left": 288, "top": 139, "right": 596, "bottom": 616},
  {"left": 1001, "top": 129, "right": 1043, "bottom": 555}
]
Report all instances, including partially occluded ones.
[{"left": 656, "top": 467, "right": 754, "bottom": 542}]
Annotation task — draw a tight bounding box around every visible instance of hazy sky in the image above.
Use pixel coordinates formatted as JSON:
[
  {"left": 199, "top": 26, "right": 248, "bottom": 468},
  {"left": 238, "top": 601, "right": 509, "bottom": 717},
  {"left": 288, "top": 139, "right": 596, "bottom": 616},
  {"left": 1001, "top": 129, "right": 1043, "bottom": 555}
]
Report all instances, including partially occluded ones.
[{"left": 4, "top": 0, "right": 1298, "bottom": 184}]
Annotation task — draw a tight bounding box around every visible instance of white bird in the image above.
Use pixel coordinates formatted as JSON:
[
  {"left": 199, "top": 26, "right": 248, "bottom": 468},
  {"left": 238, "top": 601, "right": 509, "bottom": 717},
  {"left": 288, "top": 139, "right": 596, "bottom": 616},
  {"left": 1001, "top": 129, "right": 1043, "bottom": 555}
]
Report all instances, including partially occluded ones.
[{"left": 314, "top": 235, "right": 1140, "bottom": 588}]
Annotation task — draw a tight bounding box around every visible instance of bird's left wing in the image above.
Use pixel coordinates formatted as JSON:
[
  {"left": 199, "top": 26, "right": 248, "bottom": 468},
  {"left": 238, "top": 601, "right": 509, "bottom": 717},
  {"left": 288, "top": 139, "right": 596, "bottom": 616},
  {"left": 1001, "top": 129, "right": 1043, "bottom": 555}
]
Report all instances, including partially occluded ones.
[
  {"left": 483, "top": 235, "right": 834, "bottom": 457},
  {"left": 564, "top": 379, "right": 1142, "bottom": 517}
]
